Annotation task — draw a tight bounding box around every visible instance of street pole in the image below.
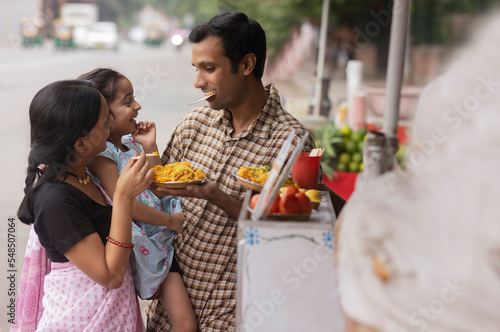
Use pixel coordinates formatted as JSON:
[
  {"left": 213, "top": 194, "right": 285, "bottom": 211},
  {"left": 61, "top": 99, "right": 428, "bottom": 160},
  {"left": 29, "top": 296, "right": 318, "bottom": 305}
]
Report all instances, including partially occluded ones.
[
  {"left": 382, "top": 0, "right": 410, "bottom": 139},
  {"left": 312, "top": 0, "right": 330, "bottom": 118}
]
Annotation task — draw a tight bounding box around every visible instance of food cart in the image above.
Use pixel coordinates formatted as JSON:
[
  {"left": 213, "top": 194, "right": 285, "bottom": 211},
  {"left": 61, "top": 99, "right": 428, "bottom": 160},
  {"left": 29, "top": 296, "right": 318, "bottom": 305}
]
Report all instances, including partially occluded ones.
[
  {"left": 234, "top": 132, "right": 345, "bottom": 331},
  {"left": 236, "top": 190, "right": 344, "bottom": 331}
]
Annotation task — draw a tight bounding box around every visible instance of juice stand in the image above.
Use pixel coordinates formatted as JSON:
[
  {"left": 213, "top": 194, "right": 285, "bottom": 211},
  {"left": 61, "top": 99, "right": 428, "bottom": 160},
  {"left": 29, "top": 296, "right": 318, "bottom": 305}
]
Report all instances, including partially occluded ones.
[
  {"left": 234, "top": 132, "right": 345, "bottom": 331},
  {"left": 235, "top": 190, "right": 344, "bottom": 332}
]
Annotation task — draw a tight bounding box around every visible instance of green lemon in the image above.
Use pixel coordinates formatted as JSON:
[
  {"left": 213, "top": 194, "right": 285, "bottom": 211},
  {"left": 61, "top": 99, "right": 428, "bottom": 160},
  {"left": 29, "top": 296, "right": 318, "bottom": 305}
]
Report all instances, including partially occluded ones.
[
  {"left": 337, "top": 162, "right": 347, "bottom": 172},
  {"left": 340, "top": 126, "right": 352, "bottom": 137},
  {"left": 352, "top": 152, "right": 363, "bottom": 163},
  {"left": 359, "top": 162, "right": 364, "bottom": 171},
  {"left": 338, "top": 152, "right": 351, "bottom": 165},
  {"left": 350, "top": 131, "right": 363, "bottom": 143},
  {"left": 344, "top": 141, "right": 357, "bottom": 154},
  {"left": 348, "top": 161, "right": 360, "bottom": 173}
]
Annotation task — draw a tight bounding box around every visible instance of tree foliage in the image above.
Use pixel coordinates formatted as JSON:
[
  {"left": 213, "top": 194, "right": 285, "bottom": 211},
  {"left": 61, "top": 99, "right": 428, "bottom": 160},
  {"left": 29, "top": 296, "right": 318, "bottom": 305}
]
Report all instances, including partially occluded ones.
[
  {"left": 149, "top": 0, "right": 324, "bottom": 58},
  {"left": 97, "top": 0, "right": 497, "bottom": 57},
  {"left": 95, "top": 0, "right": 144, "bottom": 28}
]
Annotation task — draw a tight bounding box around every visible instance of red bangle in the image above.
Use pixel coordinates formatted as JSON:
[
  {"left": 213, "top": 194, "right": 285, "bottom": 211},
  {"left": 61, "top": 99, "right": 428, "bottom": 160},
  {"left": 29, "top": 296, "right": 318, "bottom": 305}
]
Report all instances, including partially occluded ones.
[{"left": 106, "top": 236, "right": 134, "bottom": 249}]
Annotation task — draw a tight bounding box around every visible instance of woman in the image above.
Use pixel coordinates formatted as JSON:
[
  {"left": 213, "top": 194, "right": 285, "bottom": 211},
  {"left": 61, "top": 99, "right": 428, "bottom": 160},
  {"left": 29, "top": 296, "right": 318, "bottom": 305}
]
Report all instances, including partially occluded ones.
[{"left": 13, "top": 79, "right": 152, "bottom": 331}]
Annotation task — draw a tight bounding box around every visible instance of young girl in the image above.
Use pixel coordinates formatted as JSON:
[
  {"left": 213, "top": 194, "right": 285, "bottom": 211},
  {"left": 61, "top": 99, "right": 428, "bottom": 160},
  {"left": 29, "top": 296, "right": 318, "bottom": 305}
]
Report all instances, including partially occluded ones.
[
  {"left": 79, "top": 68, "right": 197, "bottom": 332},
  {"left": 15, "top": 79, "right": 152, "bottom": 331}
]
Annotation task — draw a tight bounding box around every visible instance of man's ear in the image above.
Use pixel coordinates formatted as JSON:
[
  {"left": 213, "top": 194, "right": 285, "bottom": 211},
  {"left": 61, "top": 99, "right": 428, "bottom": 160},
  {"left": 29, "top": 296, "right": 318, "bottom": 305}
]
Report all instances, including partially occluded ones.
[{"left": 241, "top": 53, "right": 257, "bottom": 76}]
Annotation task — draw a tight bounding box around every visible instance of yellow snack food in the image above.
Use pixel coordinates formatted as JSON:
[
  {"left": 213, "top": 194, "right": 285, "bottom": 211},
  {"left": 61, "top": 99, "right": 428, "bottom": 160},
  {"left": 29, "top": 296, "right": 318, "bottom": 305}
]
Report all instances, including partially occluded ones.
[
  {"left": 236, "top": 165, "right": 272, "bottom": 185},
  {"left": 152, "top": 162, "right": 205, "bottom": 182}
]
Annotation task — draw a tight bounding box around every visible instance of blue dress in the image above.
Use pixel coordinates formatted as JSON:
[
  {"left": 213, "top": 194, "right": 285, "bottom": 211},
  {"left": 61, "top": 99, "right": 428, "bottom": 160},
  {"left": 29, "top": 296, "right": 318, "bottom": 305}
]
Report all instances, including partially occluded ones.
[{"left": 96, "top": 134, "right": 181, "bottom": 299}]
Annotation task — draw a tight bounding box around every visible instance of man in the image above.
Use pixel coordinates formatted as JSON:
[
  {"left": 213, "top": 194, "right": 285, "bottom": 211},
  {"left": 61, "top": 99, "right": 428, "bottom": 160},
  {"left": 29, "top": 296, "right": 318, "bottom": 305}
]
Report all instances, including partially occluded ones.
[{"left": 147, "top": 11, "right": 344, "bottom": 331}]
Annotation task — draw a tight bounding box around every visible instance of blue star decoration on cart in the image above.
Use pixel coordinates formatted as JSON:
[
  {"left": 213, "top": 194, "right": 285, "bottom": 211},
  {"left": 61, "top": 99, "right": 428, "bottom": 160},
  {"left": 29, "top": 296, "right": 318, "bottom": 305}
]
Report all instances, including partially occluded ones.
[
  {"left": 244, "top": 227, "right": 260, "bottom": 246},
  {"left": 322, "top": 231, "right": 333, "bottom": 249}
]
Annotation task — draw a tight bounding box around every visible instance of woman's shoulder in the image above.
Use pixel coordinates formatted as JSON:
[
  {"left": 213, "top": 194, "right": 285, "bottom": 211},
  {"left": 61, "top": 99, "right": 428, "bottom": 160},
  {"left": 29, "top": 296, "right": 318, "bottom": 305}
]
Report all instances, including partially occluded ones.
[{"left": 35, "top": 181, "right": 84, "bottom": 204}]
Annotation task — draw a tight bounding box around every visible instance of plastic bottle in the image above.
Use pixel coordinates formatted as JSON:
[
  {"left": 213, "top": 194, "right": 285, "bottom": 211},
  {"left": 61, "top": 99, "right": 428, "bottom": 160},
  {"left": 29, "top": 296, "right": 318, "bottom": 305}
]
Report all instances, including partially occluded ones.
[{"left": 346, "top": 60, "right": 366, "bottom": 131}]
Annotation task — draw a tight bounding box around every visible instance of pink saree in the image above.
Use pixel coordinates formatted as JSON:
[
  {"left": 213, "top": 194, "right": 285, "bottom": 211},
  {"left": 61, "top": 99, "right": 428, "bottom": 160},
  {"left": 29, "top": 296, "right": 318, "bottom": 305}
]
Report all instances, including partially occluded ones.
[
  {"left": 10, "top": 227, "right": 51, "bottom": 331},
  {"left": 36, "top": 262, "right": 144, "bottom": 331},
  {"left": 11, "top": 177, "right": 145, "bottom": 331}
]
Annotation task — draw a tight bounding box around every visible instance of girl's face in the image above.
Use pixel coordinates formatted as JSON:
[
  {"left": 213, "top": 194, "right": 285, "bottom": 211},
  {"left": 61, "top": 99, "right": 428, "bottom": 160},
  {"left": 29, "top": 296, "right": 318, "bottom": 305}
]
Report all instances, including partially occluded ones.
[{"left": 108, "top": 77, "right": 141, "bottom": 136}]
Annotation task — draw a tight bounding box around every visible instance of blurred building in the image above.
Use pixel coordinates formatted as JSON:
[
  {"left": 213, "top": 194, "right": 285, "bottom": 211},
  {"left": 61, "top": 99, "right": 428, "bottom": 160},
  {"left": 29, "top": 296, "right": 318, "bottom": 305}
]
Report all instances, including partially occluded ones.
[{"left": 38, "top": 0, "right": 96, "bottom": 38}]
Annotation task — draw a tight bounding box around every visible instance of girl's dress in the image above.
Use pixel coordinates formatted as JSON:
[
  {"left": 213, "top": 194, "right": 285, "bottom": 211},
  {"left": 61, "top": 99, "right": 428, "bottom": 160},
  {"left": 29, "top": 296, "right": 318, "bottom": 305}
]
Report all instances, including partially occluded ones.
[{"left": 96, "top": 134, "right": 181, "bottom": 299}]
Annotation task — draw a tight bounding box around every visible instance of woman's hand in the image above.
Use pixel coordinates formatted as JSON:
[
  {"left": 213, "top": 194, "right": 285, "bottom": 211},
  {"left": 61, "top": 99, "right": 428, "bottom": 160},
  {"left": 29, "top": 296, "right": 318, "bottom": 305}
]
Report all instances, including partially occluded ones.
[
  {"left": 133, "top": 121, "right": 157, "bottom": 152},
  {"left": 115, "top": 151, "right": 153, "bottom": 199}
]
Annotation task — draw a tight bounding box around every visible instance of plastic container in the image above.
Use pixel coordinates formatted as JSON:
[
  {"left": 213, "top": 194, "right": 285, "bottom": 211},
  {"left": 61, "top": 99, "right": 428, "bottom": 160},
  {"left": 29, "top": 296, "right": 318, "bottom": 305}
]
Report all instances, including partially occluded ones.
[
  {"left": 346, "top": 60, "right": 366, "bottom": 131},
  {"left": 292, "top": 152, "right": 322, "bottom": 189}
]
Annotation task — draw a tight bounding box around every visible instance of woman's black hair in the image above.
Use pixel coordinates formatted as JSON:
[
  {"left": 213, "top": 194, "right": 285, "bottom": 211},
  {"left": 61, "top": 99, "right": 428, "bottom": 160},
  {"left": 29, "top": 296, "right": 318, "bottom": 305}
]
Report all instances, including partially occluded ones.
[
  {"left": 188, "top": 11, "right": 267, "bottom": 79},
  {"left": 18, "top": 79, "right": 102, "bottom": 224}
]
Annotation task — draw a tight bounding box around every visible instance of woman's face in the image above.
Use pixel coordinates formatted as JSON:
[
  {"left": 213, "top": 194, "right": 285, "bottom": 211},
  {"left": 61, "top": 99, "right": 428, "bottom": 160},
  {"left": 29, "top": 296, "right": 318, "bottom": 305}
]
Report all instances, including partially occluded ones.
[
  {"left": 85, "top": 95, "right": 112, "bottom": 154},
  {"left": 108, "top": 77, "right": 141, "bottom": 136}
]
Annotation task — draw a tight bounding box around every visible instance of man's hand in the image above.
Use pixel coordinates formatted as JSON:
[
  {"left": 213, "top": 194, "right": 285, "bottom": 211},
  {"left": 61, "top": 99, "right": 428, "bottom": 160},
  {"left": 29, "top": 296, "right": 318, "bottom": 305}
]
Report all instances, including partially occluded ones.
[
  {"left": 154, "top": 180, "right": 219, "bottom": 200},
  {"left": 152, "top": 180, "right": 242, "bottom": 219}
]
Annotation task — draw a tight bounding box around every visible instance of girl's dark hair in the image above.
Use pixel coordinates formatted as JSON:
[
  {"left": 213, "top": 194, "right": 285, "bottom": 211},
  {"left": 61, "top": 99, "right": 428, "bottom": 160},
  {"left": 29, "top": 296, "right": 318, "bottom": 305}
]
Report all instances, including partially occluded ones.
[
  {"left": 189, "top": 11, "right": 267, "bottom": 79},
  {"left": 18, "top": 80, "right": 102, "bottom": 224},
  {"left": 78, "top": 68, "right": 125, "bottom": 105}
]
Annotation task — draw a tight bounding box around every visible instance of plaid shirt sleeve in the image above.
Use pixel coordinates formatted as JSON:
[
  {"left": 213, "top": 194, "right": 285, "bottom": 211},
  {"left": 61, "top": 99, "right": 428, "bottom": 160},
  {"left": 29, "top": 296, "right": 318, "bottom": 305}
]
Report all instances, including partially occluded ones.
[{"left": 147, "top": 85, "right": 316, "bottom": 332}]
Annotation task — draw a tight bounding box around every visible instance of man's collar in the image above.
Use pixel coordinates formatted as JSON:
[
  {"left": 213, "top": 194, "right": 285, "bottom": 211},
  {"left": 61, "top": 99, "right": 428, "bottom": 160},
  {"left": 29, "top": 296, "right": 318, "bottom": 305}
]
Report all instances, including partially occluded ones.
[{"left": 209, "top": 84, "right": 281, "bottom": 139}]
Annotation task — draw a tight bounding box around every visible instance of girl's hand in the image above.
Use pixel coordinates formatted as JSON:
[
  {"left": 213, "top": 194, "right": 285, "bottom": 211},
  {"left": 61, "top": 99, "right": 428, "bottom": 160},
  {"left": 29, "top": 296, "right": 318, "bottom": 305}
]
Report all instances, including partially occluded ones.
[
  {"left": 115, "top": 151, "right": 153, "bottom": 199},
  {"left": 169, "top": 212, "right": 185, "bottom": 232},
  {"left": 133, "top": 121, "right": 157, "bottom": 152}
]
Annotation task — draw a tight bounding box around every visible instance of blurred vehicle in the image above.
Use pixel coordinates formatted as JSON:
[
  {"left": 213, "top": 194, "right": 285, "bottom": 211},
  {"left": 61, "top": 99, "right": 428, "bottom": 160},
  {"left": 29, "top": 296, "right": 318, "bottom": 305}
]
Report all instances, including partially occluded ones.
[
  {"left": 59, "top": 2, "right": 99, "bottom": 48},
  {"left": 83, "top": 22, "right": 119, "bottom": 51},
  {"left": 53, "top": 19, "right": 75, "bottom": 49},
  {"left": 144, "top": 24, "right": 165, "bottom": 47},
  {"left": 128, "top": 25, "right": 146, "bottom": 44},
  {"left": 20, "top": 18, "right": 44, "bottom": 47},
  {"left": 170, "top": 28, "right": 189, "bottom": 51}
]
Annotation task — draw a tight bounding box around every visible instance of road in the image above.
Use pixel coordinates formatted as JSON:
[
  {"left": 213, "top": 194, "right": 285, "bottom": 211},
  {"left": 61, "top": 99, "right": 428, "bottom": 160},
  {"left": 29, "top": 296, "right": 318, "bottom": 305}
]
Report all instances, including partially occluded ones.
[{"left": 0, "top": 39, "right": 202, "bottom": 331}]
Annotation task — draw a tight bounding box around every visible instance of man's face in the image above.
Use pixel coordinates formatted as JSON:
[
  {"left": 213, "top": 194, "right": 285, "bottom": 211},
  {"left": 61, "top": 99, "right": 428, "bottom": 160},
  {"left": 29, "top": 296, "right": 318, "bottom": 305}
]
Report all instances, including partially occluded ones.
[{"left": 191, "top": 35, "right": 245, "bottom": 111}]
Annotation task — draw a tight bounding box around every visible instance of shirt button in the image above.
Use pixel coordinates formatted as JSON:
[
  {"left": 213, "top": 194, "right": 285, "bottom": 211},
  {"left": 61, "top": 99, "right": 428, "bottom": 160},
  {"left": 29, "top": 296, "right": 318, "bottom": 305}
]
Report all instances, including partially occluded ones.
[
  {"left": 196, "top": 206, "right": 203, "bottom": 211},
  {"left": 225, "top": 142, "right": 230, "bottom": 147}
]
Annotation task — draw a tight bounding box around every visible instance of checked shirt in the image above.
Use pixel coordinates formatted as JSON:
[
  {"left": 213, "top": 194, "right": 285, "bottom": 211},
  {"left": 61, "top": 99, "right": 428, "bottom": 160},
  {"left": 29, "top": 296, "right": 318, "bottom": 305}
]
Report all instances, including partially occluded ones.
[{"left": 147, "top": 84, "right": 316, "bottom": 331}]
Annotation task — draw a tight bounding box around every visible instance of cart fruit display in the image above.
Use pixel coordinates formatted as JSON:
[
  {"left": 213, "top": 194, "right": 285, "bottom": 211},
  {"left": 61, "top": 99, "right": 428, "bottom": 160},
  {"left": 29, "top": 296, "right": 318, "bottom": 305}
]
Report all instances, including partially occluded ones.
[{"left": 313, "top": 122, "right": 407, "bottom": 200}]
